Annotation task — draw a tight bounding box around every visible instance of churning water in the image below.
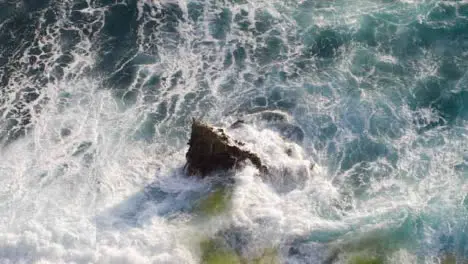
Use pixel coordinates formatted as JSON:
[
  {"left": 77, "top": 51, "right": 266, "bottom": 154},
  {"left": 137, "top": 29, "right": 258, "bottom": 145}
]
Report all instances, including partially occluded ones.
[{"left": 0, "top": 0, "right": 467, "bottom": 263}]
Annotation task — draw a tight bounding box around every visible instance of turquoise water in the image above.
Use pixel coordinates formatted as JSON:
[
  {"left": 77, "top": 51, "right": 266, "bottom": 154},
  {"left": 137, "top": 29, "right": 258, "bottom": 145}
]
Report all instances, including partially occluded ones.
[{"left": 0, "top": 0, "right": 467, "bottom": 263}]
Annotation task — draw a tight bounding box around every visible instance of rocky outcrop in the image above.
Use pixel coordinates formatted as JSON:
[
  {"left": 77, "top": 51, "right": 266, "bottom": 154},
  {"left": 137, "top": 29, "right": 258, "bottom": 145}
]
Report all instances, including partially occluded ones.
[{"left": 185, "top": 119, "right": 267, "bottom": 177}]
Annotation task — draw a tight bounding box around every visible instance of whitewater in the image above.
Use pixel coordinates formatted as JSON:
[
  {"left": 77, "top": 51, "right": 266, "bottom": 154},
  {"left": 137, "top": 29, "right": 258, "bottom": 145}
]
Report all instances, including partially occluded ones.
[{"left": 0, "top": 0, "right": 467, "bottom": 263}]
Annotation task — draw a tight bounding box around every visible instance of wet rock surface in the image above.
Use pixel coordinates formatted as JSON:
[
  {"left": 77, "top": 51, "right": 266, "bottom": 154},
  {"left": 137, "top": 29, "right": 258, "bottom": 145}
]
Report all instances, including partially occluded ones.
[{"left": 185, "top": 119, "right": 267, "bottom": 177}]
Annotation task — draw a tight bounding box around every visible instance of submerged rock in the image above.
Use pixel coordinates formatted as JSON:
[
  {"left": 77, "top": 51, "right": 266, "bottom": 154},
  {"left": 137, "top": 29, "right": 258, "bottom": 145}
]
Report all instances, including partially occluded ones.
[
  {"left": 195, "top": 187, "right": 232, "bottom": 216},
  {"left": 348, "top": 255, "right": 383, "bottom": 264},
  {"left": 241, "top": 110, "right": 305, "bottom": 143},
  {"left": 200, "top": 238, "right": 241, "bottom": 264},
  {"left": 442, "top": 254, "right": 456, "bottom": 264},
  {"left": 185, "top": 119, "right": 267, "bottom": 177},
  {"left": 199, "top": 231, "right": 280, "bottom": 264}
]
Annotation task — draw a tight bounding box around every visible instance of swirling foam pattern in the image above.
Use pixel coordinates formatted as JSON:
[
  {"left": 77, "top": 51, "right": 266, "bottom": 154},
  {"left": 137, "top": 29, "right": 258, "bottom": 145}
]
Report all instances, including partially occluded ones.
[{"left": 0, "top": 0, "right": 467, "bottom": 263}]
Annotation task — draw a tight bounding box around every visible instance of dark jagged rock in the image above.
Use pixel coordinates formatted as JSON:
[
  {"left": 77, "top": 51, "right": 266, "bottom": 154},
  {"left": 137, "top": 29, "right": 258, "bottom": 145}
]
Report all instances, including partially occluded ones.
[{"left": 185, "top": 119, "right": 267, "bottom": 177}]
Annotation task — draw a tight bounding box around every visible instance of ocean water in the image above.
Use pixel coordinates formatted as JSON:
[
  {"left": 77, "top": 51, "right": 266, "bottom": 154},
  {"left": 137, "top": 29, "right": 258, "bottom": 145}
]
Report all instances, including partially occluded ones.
[{"left": 0, "top": 0, "right": 467, "bottom": 263}]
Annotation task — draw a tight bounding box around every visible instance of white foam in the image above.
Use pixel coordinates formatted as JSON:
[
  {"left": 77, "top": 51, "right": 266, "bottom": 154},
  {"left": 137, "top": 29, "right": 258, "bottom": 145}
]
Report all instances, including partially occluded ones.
[{"left": 1, "top": 0, "right": 467, "bottom": 263}]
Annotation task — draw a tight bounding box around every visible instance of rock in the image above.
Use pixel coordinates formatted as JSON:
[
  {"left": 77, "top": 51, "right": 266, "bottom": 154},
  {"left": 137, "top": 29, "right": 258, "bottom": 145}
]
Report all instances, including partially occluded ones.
[
  {"left": 258, "top": 110, "right": 289, "bottom": 122},
  {"left": 243, "top": 110, "right": 305, "bottom": 143},
  {"left": 185, "top": 119, "right": 267, "bottom": 177},
  {"left": 229, "top": 119, "right": 245, "bottom": 129},
  {"left": 276, "top": 123, "right": 305, "bottom": 143}
]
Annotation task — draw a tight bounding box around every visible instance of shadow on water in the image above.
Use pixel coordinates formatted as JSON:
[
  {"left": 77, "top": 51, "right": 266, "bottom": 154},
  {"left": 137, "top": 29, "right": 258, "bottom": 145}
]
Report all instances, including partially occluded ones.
[{"left": 96, "top": 167, "right": 236, "bottom": 230}]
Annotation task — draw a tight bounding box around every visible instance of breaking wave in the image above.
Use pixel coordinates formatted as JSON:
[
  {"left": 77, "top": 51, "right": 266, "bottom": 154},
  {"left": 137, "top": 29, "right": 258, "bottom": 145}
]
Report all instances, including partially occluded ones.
[{"left": 0, "top": 0, "right": 467, "bottom": 263}]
